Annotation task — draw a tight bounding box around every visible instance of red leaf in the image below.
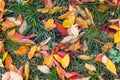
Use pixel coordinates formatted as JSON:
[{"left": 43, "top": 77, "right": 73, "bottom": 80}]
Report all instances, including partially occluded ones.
[
  {"left": 55, "top": 22, "right": 68, "bottom": 36},
  {"left": 43, "top": 0, "right": 52, "bottom": 8},
  {"left": 7, "top": 0, "right": 14, "bottom": 2},
  {"left": 24, "top": 34, "right": 38, "bottom": 39},
  {"left": 100, "top": 25, "right": 115, "bottom": 33},
  {"left": 57, "top": 51, "right": 66, "bottom": 58},
  {"left": 67, "top": 72, "right": 80, "bottom": 80}
]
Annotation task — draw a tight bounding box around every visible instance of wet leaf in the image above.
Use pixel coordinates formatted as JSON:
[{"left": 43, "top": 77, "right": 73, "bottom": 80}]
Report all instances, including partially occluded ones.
[
  {"left": 37, "top": 65, "right": 50, "bottom": 73},
  {"left": 28, "top": 45, "right": 37, "bottom": 59}
]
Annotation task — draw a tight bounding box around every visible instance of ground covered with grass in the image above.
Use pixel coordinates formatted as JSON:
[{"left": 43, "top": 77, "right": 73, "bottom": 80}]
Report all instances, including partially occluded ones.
[{"left": 0, "top": 0, "right": 120, "bottom": 80}]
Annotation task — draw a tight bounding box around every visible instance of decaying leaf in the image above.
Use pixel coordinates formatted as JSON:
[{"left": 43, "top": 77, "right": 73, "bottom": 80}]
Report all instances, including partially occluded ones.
[
  {"left": 37, "top": 65, "right": 50, "bottom": 73},
  {"left": 78, "top": 55, "right": 92, "bottom": 60},
  {"left": 24, "top": 62, "right": 29, "bottom": 80},
  {"left": 14, "top": 46, "right": 29, "bottom": 55},
  {"left": 28, "top": 45, "right": 37, "bottom": 59},
  {"left": 85, "top": 63, "right": 96, "bottom": 72},
  {"left": 43, "top": 55, "right": 54, "bottom": 68}
]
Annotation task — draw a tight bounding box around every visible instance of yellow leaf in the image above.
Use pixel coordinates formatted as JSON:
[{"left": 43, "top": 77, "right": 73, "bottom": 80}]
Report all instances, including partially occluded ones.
[
  {"left": 37, "top": 7, "right": 50, "bottom": 14},
  {"left": 78, "top": 55, "right": 91, "bottom": 61},
  {"left": 54, "top": 54, "right": 70, "bottom": 68},
  {"left": 99, "top": 0, "right": 104, "bottom": 3},
  {"left": 102, "top": 43, "right": 113, "bottom": 52},
  {"left": 58, "top": 10, "right": 74, "bottom": 19},
  {"left": 2, "top": 51, "right": 8, "bottom": 61},
  {"left": 104, "top": 56, "right": 117, "bottom": 75},
  {"left": 114, "top": 31, "right": 120, "bottom": 43},
  {"left": 28, "top": 45, "right": 37, "bottom": 59},
  {"left": 62, "top": 54, "right": 70, "bottom": 68},
  {"left": 7, "top": 29, "right": 16, "bottom": 38},
  {"left": 45, "top": 18, "right": 54, "bottom": 30},
  {"left": 49, "top": 6, "right": 62, "bottom": 14},
  {"left": 43, "top": 55, "right": 54, "bottom": 68},
  {"left": 76, "top": 17, "right": 88, "bottom": 29},
  {"left": 14, "top": 46, "right": 29, "bottom": 56},
  {"left": 109, "top": 25, "right": 120, "bottom": 31},
  {"left": 25, "top": 62, "right": 29, "bottom": 80},
  {"left": 62, "top": 15, "right": 75, "bottom": 28}
]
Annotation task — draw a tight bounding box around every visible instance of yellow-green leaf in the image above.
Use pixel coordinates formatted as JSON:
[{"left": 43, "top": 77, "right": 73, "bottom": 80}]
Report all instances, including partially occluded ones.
[{"left": 2, "top": 51, "right": 8, "bottom": 61}]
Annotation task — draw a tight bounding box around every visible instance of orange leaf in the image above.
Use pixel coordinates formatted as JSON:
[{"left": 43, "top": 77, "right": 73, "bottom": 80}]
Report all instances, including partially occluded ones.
[
  {"left": 28, "top": 45, "right": 37, "bottom": 59},
  {"left": 97, "top": 5, "right": 108, "bottom": 13},
  {"left": 95, "top": 53, "right": 103, "bottom": 63},
  {"left": 5, "top": 55, "right": 13, "bottom": 69},
  {"left": 108, "top": 25, "right": 120, "bottom": 31},
  {"left": 1, "top": 19, "right": 16, "bottom": 31},
  {"left": 44, "top": 18, "right": 54, "bottom": 30},
  {"left": 14, "top": 46, "right": 29, "bottom": 56},
  {"left": 0, "top": 0, "right": 5, "bottom": 22},
  {"left": 0, "top": 41, "right": 5, "bottom": 53},
  {"left": 43, "top": 55, "right": 54, "bottom": 68},
  {"left": 56, "top": 66, "right": 66, "bottom": 80},
  {"left": 25, "top": 62, "right": 29, "bottom": 80},
  {"left": 7, "top": 29, "right": 16, "bottom": 38},
  {"left": 43, "top": 0, "right": 52, "bottom": 8},
  {"left": 76, "top": 17, "right": 88, "bottom": 29}
]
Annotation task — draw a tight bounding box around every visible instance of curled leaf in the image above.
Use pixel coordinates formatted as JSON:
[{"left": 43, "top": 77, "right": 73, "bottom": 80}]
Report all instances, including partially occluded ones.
[{"left": 37, "top": 65, "right": 50, "bottom": 73}]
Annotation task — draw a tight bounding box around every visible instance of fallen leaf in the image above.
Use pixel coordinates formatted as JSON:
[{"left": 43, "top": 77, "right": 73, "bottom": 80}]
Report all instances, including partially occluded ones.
[
  {"left": 24, "top": 62, "right": 29, "bottom": 80},
  {"left": 43, "top": 0, "right": 52, "bottom": 8},
  {"left": 68, "top": 24, "right": 79, "bottom": 36},
  {"left": 2, "top": 72, "right": 10, "bottom": 80},
  {"left": 76, "top": 76, "right": 91, "bottom": 80},
  {"left": 81, "top": 40, "right": 88, "bottom": 52},
  {"left": 97, "top": 5, "right": 108, "bottom": 13},
  {"left": 7, "top": 29, "right": 16, "bottom": 38},
  {"left": 55, "top": 22, "right": 68, "bottom": 36},
  {"left": 40, "top": 37, "right": 51, "bottom": 45},
  {"left": 0, "top": 0, "right": 5, "bottom": 22},
  {"left": 58, "top": 10, "right": 74, "bottom": 19},
  {"left": 95, "top": 53, "right": 103, "bottom": 63},
  {"left": 108, "top": 25, "right": 120, "bottom": 31},
  {"left": 43, "top": 55, "right": 54, "bottom": 68},
  {"left": 44, "top": 18, "right": 55, "bottom": 30},
  {"left": 60, "top": 36, "right": 74, "bottom": 43},
  {"left": 116, "top": 42, "right": 120, "bottom": 50},
  {"left": 99, "top": 0, "right": 104, "bottom": 3},
  {"left": 54, "top": 54, "right": 70, "bottom": 68},
  {"left": 0, "top": 59, "right": 4, "bottom": 67},
  {"left": 10, "top": 71, "right": 23, "bottom": 80},
  {"left": 66, "top": 72, "right": 80, "bottom": 80},
  {"left": 18, "top": 39, "right": 35, "bottom": 44},
  {"left": 102, "top": 43, "right": 113, "bottom": 52},
  {"left": 5, "top": 55, "right": 12, "bottom": 69},
  {"left": 98, "top": 76, "right": 104, "bottom": 80},
  {"left": 56, "top": 66, "right": 66, "bottom": 80},
  {"left": 78, "top": 55, "right": 92, "bottom": 60},
  {"left": 57, "top": 51, "right": 66, "bottom": 58},
  {"left": 76, "top": 17, "right": 88, "bottom": 29},
  {"left": 0, "top": 40, "right": 5, "bottom": 53},
  {"left": 14, "top": 46, "right": 29, "bottom": 55},
  {"left": 37, "top": 7, "right": 50, "bottom": 14},
  {"left": 114, "top": 31, "right": 120, "bottom": 43},
  {"left": 28, "top": 45, "right": 37, "bottom": 59},
  {"left": 37, "top": 65, "right": 50, "bottom": 73},
  {"left": 19, "top": 20, "right": 27, "bottom": 34},
  {"left": 85, "top": 63, "right": 96, "bottom": 72},
  {"left": 103, "top": 55, "right": 117, "bottom": 75},
  {"left": 62, "top": 15, "right": 75, "bottom": 28},
  {"left": 49, "top": 6, "right": 62, "bottom": 14},
  {"left": 2, "top": 51, "right": 8, "bottom": 61}
]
